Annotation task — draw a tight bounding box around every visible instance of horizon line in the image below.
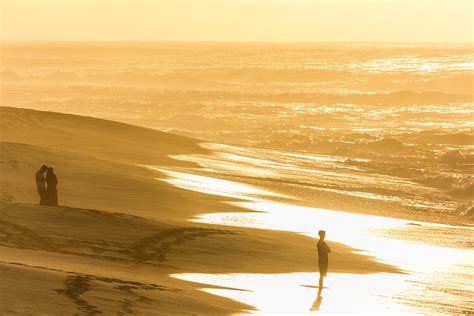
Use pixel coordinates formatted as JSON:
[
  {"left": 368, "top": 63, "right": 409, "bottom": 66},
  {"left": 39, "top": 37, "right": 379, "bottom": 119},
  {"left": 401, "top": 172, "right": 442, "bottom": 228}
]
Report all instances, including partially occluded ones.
[{"left": 1, "top": 40, "right": 473, "bottom": 45}]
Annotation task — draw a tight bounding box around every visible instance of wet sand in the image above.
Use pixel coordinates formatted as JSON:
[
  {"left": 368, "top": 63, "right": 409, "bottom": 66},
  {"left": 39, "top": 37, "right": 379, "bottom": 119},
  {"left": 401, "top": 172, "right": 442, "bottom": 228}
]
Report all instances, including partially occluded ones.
[{"left": 1, "top": 107, "right": 398, "bottom": 314}]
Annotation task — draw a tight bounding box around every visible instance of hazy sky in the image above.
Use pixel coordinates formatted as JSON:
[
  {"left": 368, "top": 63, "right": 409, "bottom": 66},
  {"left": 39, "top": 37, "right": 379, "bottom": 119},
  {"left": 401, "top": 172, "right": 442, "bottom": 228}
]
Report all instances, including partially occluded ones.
[{"left": 1, "top": 0, "right": 472, "bottom": 42}]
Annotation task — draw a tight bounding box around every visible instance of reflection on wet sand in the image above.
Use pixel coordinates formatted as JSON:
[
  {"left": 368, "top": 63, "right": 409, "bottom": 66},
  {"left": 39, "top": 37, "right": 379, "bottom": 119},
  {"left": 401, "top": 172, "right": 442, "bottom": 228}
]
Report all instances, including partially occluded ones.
[
  {"left": 309, "top": 288, "right": 323, "bottom": 312},
  {"left": 173, "top": 272, "right": 413, "bottom": 314}
]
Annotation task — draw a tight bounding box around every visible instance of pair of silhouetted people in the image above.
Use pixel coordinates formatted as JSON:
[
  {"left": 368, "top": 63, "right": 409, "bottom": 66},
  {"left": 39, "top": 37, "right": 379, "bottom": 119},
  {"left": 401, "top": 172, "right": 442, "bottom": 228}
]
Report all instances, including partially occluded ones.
[{"left": 35, "top": 165, "right": 58, "bottom": 206}]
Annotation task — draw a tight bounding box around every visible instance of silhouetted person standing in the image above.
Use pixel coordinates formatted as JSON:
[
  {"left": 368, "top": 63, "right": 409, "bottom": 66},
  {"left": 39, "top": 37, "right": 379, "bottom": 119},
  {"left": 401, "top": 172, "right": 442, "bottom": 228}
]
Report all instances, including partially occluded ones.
[
  {"left": 317, "top": 230, "right": 331, "bottom": 288},
  {"left": 45, "top": 167, "right": 58, "bottom": 206},
  {"left": 35, "top": 165, "right": 48, "bottom": 205}
]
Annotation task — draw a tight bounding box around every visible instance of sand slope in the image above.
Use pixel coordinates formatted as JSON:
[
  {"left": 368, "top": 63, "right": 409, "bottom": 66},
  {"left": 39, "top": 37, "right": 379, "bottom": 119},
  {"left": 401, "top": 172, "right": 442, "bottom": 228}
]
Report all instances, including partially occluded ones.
[{"left": 0, "top": 106, "right": 206, "bottom": 166}]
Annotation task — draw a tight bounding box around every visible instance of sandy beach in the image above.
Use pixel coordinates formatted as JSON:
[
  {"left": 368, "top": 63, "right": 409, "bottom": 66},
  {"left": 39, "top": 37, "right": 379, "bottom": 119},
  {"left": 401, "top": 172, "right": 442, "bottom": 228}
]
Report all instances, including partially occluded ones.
[{"left": 0, "top": 107, "right": 401, "bottom": 314}]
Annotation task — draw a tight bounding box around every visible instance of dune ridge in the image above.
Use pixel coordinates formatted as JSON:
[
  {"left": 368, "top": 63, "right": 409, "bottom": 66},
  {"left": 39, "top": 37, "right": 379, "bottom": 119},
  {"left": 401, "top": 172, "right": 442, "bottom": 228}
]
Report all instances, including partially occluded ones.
[{"left": 0, "top": 106, "right": 206, "bottom": 166}]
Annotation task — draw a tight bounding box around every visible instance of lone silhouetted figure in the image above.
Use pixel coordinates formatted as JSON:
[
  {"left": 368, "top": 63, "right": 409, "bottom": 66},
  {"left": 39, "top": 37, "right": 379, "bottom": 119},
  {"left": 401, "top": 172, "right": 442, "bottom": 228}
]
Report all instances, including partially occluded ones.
[
  {"left": 35, "top": 165, "right": 48, "bottom": 205},
  {"left": 45, "top": 167, "right": 58, "bottom": 206},
  {"left": 317, "top": 230, "right": 331, "bottom": 288}
]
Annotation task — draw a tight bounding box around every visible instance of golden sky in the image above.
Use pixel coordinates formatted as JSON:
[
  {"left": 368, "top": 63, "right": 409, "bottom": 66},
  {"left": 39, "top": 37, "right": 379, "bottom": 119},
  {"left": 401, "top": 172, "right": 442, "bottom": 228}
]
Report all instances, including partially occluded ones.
[{"left": 1, "top": 0, "right": 472, "bottom": 42}]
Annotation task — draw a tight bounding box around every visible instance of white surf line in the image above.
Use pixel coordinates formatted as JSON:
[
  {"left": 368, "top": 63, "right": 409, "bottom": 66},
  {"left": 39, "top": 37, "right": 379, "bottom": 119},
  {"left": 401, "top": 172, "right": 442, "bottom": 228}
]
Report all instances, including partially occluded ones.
[
  {"left": 167, "top": 144, "right": 442, "bottom": 206},
  {"left": 149, "top": 167, "right": 287, "bottom": 201}
]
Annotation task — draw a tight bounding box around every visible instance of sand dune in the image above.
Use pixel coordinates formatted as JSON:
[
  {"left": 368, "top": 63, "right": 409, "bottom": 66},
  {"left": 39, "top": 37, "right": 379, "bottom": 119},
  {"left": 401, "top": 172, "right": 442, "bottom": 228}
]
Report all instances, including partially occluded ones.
[
  {"left": 0, "top": 107, "right": 397, "bottom": 314},
  {"left": 0, "top": 106, "right": 206, "bottom": 166}
]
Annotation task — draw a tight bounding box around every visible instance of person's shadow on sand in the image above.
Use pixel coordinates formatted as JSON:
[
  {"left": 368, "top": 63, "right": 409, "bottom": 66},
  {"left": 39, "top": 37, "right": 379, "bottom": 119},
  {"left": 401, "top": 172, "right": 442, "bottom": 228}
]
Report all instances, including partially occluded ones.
[{"left": 310, "top": 288, "right": 324, "bottom": 312}]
